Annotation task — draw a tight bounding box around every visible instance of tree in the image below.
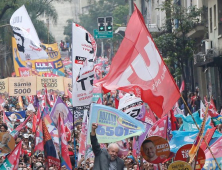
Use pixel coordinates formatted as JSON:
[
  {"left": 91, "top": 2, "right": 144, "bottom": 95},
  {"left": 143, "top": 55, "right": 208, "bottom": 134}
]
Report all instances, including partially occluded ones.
[{"left": 154, "top": 0, "right": 207, "bottom": 113}]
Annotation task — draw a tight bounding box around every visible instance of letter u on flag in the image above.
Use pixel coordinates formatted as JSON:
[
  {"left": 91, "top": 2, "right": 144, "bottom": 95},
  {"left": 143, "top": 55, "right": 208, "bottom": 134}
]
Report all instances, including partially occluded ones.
[
  {"left": 95, "top": 5, "right": 180, "bottom": 118},
  {"left": 87, "top": 103, "right": 145, "bottom": 144}
]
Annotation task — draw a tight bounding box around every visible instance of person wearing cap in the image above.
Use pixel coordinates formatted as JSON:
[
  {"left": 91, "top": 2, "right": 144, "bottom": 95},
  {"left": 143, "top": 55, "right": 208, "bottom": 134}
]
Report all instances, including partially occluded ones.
[{"left": 90, "top": 123, "right": 124, "bottom": 170}]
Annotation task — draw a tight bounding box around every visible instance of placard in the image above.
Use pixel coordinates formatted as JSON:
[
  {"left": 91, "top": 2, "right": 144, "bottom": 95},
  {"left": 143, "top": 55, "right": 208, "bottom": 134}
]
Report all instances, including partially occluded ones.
[
  {"left": 8, "top": 76, "right": 36, "bottom": 96},
  {"left": 168, "top": 161, "right": 192, "bottom": 170},
  {"left": 0, "top": 132, "right": 15, "bottom": 153},
  {"left": 0, "top": 78, "right": 8, "bottom": 97},
  {"left": 63, "top": 77, "right": 72, "bottom": 96},
  {"left": 37, "top": 76, "right": 64, "bottom": 95},
  {"left": 140, "top": 136, "right": 170, "bottom": 164},
  {"left": 175, "top": 144, "right": 205, "bottom": 170}
]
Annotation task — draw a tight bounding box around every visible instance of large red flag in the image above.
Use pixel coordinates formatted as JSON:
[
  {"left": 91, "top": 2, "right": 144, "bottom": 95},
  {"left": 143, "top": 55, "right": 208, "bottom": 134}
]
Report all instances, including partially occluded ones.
[
  {"left": 200, "top": 127, "right": 216, "bottom": 151},
  {"left": 95, "top": 5, "right": 180, "bottom": 118},
  {"left": 148, "top": 116, "right": 168, "bottom": 138},
  {"left": 58, "top": 115, "right": 72, "bottom": 170}
]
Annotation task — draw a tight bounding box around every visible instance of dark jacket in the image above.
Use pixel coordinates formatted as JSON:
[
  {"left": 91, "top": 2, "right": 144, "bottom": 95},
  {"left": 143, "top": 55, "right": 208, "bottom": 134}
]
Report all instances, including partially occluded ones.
[{"left": 90, "top": 134, "right": 124, "bottom": 170}]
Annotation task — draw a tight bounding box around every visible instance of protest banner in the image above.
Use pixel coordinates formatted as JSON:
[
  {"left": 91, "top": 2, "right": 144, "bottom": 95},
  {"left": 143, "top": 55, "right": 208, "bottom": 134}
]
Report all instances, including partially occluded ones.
[
  {"left": 64, "top": 77, "right": 72, "bottom": 96},
  {"left": 37, "top": 76, "right": 64, "bottom": 95},
  {"left": 87, "top": 103, "right": 145, "bottom": 144},
  {"left": 168, "top": 161, "right": 192, "bottom": 170},
  {"left": 73, "top": 105, "right": 90, "bottom": 126},
  {"left": 175, "top": 144, "right": 205, "bottom": 170},
  {"left": 8, "top": 76, "right": 36, "bottom": 96},
  {"left": 118, "top": 93, "right": 143, "bottom": 118},
  {"left": 0, "top": 132, "right": 15, "bottom": 153},
  {"left": 12, "top": 37, "right": 64, "bottom": 77},
  {"left": 140, "top": 136, "right": 170, "bottom": 164},
  {"left": 50, "top": 97, "right": 73, "bottom": 130},
  {"left": 0, "top": 78, "right": 8, "bottom": 97}
]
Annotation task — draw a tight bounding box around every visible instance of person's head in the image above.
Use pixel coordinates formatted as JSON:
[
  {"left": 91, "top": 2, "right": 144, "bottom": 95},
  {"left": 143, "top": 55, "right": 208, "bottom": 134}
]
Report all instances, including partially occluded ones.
[
  {"left": 107, "top": 143, "right": 119, "bottom": 161},
  {"left": 36, "top": 166, "right": 44, "bottom": 170},
  {"left": 0, "top": 124, "right": 8, "bottom": 132},
  {"left": 37, "top": 154, "right": 43, "bottom": 163},
  {"left": 49, "top": 167, "right": 55, "bottom": 170},
  {"left": 133, "top": 164, "right": 138, "bottom": 170},
  {"left": 13, "top": 28, "right": 25, "bottom": 53},
  {"left": 1, "top": 133, "right": 11, "bottom": 144},
  {"left": 142, "top": 140, "right": 157, "bottom": 160}
]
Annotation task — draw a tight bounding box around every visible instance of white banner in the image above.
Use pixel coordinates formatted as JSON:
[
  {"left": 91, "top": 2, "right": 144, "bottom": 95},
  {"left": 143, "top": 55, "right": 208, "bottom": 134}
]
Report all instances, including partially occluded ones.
[
  {"left": 118, "top": 93, "right": 143, "bottom": 118},
  {"left": 10, "top": 5, "right": 48, "bottom": 61},
  {"left": 72, "top": 23, "right": 96, "bottom": 106}
]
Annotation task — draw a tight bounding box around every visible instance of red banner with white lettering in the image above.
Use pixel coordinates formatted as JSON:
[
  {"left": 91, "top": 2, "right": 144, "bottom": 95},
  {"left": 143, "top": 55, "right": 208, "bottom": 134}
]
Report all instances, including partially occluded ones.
[{"left": 95, "top": 5, "right": 180, "bottom": 118}]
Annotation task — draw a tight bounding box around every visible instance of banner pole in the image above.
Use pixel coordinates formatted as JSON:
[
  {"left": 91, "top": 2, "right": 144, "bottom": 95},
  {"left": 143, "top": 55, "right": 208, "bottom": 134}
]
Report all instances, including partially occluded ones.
[
  {"left": 181, "top": 95, "right": 221, "bottom": 170},
  {"left": 73, "top": 106, "right": 77, "bottom": 168}
]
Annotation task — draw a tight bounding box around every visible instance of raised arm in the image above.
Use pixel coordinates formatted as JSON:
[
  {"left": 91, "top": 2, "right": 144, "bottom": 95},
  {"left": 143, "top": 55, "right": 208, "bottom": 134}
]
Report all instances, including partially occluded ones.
[{"left": 90, "top": 123, "right": 101, "bottom": 156}]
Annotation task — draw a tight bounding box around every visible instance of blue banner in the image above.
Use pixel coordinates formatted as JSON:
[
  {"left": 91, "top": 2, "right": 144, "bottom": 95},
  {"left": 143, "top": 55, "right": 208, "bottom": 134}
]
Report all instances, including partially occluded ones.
[
  {"left": 5, "top": 111, "right": 26, "bottom": 119},
  {"left": 87, "top": 103, "right": 145, "bottom": 144},
  {"left": 202, "top": 157, "right": 222, "bottom": 170}
]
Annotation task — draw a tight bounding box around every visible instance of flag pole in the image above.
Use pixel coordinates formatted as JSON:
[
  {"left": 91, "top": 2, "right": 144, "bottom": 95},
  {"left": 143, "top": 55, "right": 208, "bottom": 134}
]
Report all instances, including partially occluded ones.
[
  {"left": 73, "top": 106, "right": 77, "bottom": 168},
  {"left": 181, "top": 95, "right": 221, "bottom": 170}
]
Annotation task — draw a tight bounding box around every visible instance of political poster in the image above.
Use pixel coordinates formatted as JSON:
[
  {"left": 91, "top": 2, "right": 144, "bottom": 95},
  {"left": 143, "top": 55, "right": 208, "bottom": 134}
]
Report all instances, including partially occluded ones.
[
  {"left": 87, "top": 103, "right": 145, "bottom": 144},
  {"left": 72, "top": 23, "right": 96, "bottom": 107},
  {"left": 0, "top": 78, "right": 8, "bottom": 97},
  {"left": 168, "top": 161, "right": 192, "bottom": 170},
  {"left": 140, "top": 136, "right": 170, "bottom": 164},
  {"left": 118, "top": 93, "right": 143, "bottom": 118},
  {"left": 0, "top": 132, "right": 15, "bottom": 153},
  {"left": 12, "top": 38, "right": 64, "bottom": 77},
  {"left": 8, "top": 76, "right": 36, "bottom": 96},
  {"left": 64, "top": 77, "right": 72, "bottom": 96},
  {"left": 175, "top": 144, "right": 205, "bottom": 170},
  {"left": 18, "top": 67, "right": 32, "bottom": 77},
  {"left": 49, "top": 97, "right": 73, "bottom": 130},
  {"left": 73, "top": 105, "right": 90, "bottom": 126},
  {"left": 37, "top": 76, "right": 64, "bottom": 96}
]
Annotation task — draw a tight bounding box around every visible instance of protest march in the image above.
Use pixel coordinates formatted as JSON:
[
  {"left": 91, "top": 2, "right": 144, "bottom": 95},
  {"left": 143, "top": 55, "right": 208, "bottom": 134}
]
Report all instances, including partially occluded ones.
[{"left": 0, "top": 2, "right": 222, "bottom": 170}]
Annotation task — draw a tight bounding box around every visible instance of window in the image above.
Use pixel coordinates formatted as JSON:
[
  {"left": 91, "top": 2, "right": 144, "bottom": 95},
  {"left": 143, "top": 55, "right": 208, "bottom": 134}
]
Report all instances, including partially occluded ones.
[
  {"left": 210, "top": 7, "right": 212, "bottom": 33},
  {"left": 214, "top": 5, "right": 217, "bottom": 28},
  {"left": 218, "top": 0, "right": 222, "bottom": 35}
]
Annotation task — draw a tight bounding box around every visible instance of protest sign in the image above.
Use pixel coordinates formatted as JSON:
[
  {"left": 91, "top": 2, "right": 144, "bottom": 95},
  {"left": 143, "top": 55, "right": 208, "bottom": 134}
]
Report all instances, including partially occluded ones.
[
  {"left": 37, "top": 76, "right": 64, "bottom": 95},
  {"left": 0, "top": 132, "right": 15, "bottom": 153},
  {"left": 87, "top": 103, "right": 145, "bottom": 144},
  {"left": 73, "top": 105, "right": 90, "bottom": 126},
  {"left": 0, "top": 78, "right": 8, "bottom": 97},
  {"left": 175, "top": 144, "right": 205, "bottom": 170},
  {"left": 168, "top": 161, "right": 192, "bottom": 170},
  {"left": 140, "top": 136, "right": 170, "bottom": 164},
  {"left": 118, "top": 93, "right": 143, "bottom": 118},
  {"left": 63, "top": 77, "right": 72, "bottom": 96},
  {"left": 8, "top": 76, "right": 36, "bottom": 96}
]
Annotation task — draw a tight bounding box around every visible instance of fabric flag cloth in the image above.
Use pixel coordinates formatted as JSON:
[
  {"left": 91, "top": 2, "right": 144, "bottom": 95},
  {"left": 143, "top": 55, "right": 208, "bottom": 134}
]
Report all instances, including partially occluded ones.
[
  {"left": 78, "top": 110, "right": 88, "bottom": 161},
  {"left": 3, "top": 111, "right": 14, "bottom": 132},
  {"left": 18, "top": 96, "right": 23, "bottom": 110},
  {"left": 0, "top": 141, "right": 22, "bottom": 170},
  {"left": 50, "top": 97, "right": 73, "bottom": 130},
  {"left": 10, "top": 5, "right": 48, "bottom": 61},
  {"left": 32, "top": 114, "right": 37, "bottom": 133},
  {"left": 5, "top": 110, "right": 26, "bottom": 120},
  {"left": 170, "top": 110, "right": 179, "bottom": 131},
  {"left": 96, "top": 97, "right": 102, "bottom": 104},
  {"left": 137, "top": 104, "right": 156, "bottom": 125},
  {"left": 10, "top": 114, "right": 32, "bottom": 138},
  {"left": 179, "top": 80, "right": 185, "bottom": 93},
  {"left": 95, "top": 5, "right": 180, "bottom": 118},
  {"left": 118, "top": 93, "right": 143, "bottom": 118},
  {"left": 72, "top": 23, "right": 96, "bottom": 107},
  {"left": 200, "top": 100, "right": 206, "bottom": 119},
  {"left": 189, "top": 103, "right": 209, "bottom": 163},
  {"left": 115, "top": 98, "right": 119, "bottom": 109},
  {"left": 200, "top": 127, "right": 216, "bottom": 151},
  {"left": 58, "top": 115, "right": 72, "bottom": 170},
  {"left": 87, "top": 103, "right": 145, "bottom": 144},
  {"left": 202, "top": 136, "right": 222, "bottom": 169},
  {"left": 34, "top": 119, "right": 44, "bottom": 153},
  {"left": 42, "top": 120, "right": 60, "bottom": 169},
  {"left": 148, "top": 116, "right": 168, "bottom": 139}
]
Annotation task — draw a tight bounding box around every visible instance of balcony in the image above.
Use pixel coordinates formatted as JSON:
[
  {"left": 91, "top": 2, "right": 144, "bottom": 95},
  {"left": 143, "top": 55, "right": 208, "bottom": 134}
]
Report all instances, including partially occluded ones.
[{"left": 186, "top": 24, "right": 205, "bottom": 39}]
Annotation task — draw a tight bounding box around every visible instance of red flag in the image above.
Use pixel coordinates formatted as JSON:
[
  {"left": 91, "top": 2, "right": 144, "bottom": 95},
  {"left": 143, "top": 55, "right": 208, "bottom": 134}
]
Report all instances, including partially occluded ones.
[
  {"left": 148, "top": 116, "right": 168, "bottom": 138},
  {"left": 170, "top": 110, "right": 179, "bottom": 131},
  {"left": 96, "top": 97, "right": 102, "bottom": 104},
  {"left": 179, "top": 80, "right": 185, "bottom": 93},
  {"left": 200, "top": 127, "right": 216, "bottom": 151},
  {"left": 115, "top": 98, "right": 119, "bottom": 109},
  {"left": 36, "top": 107, "right": 41, "bottom": 126},
  {"left": 58, "top": 115, "right": 72, "bottom": 169},
  {"left": 32, "top": 115, "right": 37, "bottom": 133},
  {"left": 34, "top": 119, "right": 44, "bottom": 152},
  {"left": 95, "top": 5, "right": 180, "bottom": 118},
  {"left": 141, "top": 106, "right": 157, "bottom": 125},
  {"left": 65, "top": 126, "right": 71, "bottom": 142}
]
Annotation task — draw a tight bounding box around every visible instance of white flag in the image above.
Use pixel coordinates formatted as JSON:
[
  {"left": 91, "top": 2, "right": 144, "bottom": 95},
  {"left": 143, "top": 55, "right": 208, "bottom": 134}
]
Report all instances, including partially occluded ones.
[
  {"left": 72, "top": 23, "right": 96, "bottom": 107},
  {"left": 10, "top": 5, "right": 48, "bottom": 61}
]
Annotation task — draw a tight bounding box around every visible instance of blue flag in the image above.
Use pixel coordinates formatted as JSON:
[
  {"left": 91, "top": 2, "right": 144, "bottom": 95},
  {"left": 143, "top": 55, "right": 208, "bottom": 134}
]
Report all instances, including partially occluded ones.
[
  {"left": 87, "top": 103, "right": 145, "bottom": 144},
  {"left": 5, "top": 111, "right": 26, "bottom": 119}
]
